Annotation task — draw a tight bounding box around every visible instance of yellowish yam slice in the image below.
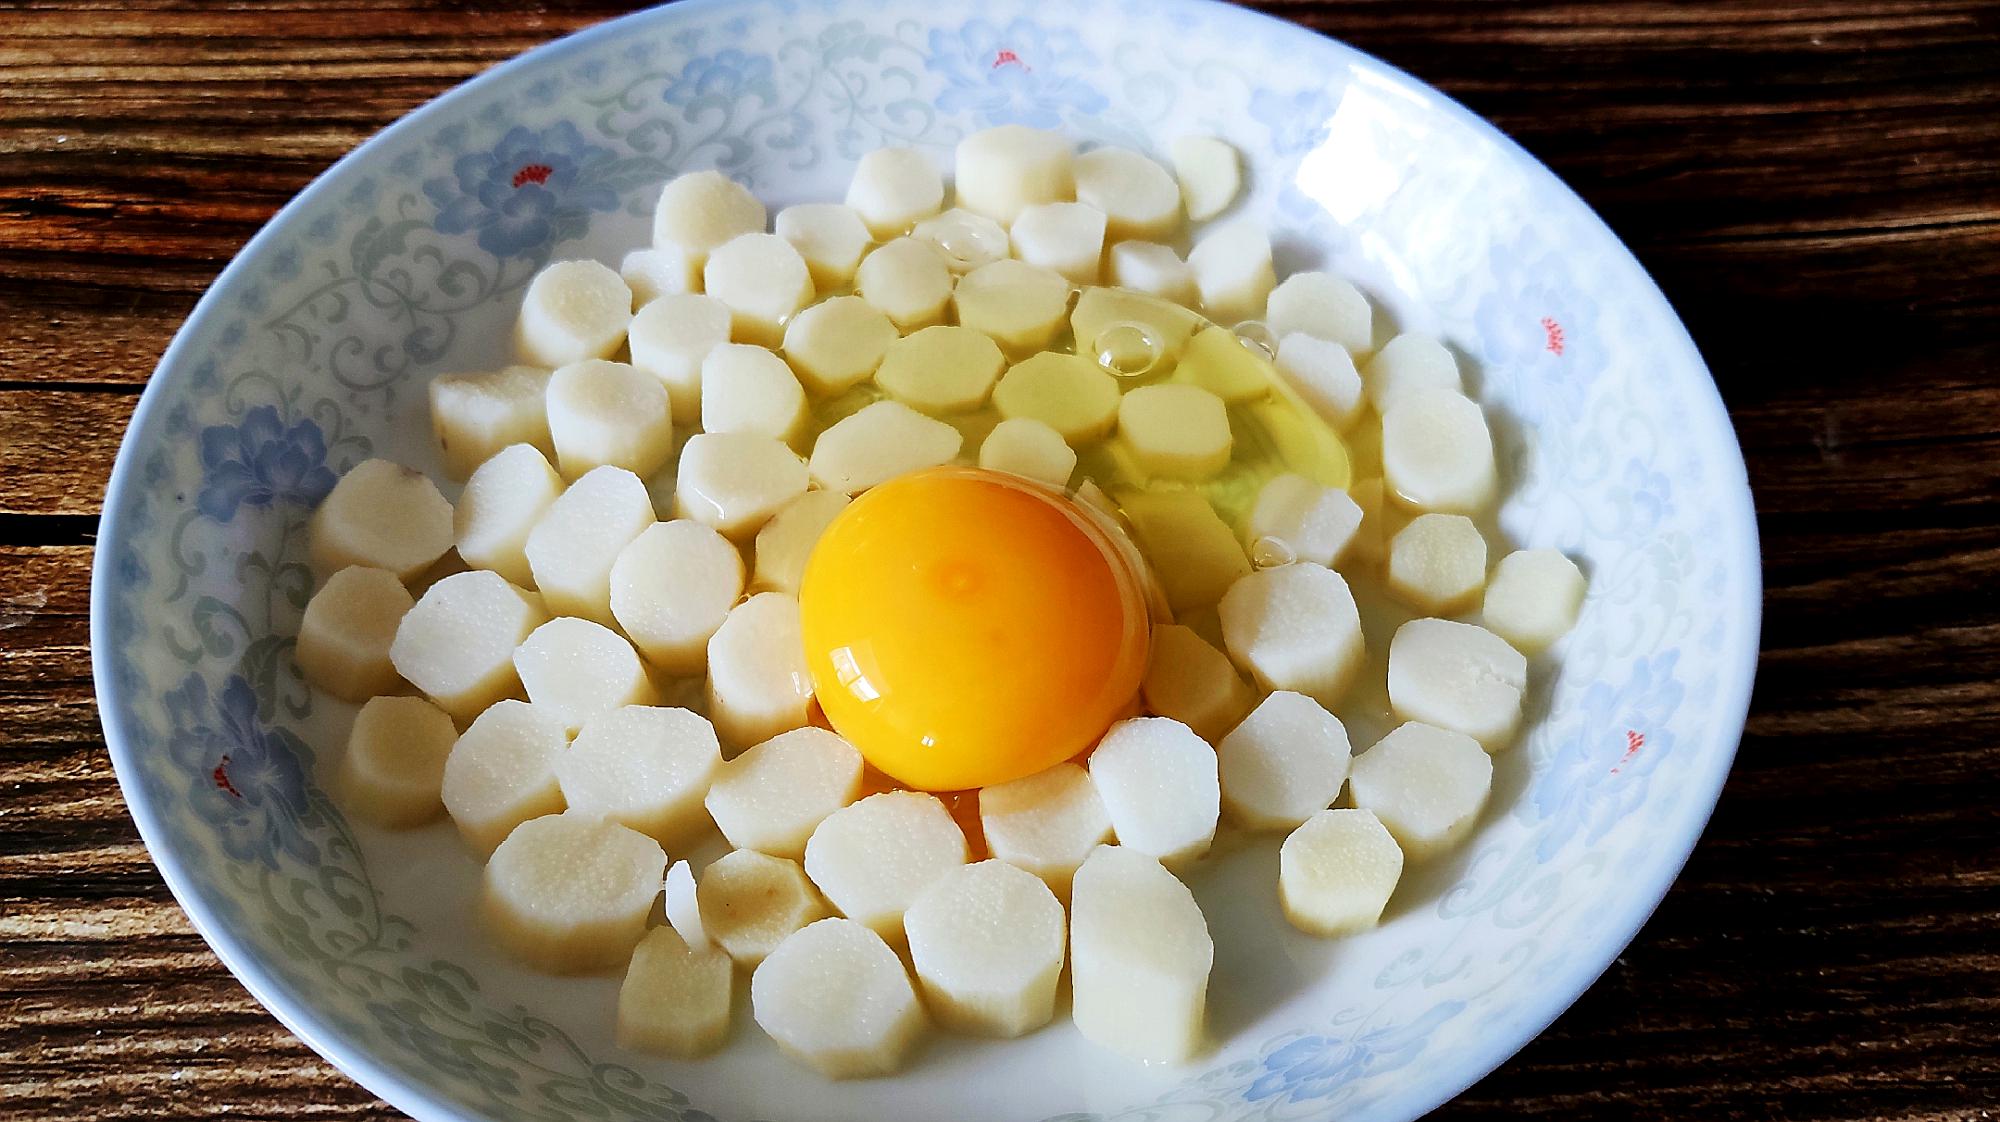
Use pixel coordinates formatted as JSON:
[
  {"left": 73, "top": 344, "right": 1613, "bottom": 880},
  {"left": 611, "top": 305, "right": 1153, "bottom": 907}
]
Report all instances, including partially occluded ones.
[
  {"left": 752, "top": 489, "right": 851, "bottom": 597},
  {"left": 545, "top": 359, "right": 674, "bottom": 480},
  {"left": 705, "top": 726, "right": 864, "bottom": 859},
  {"left": 309, "top": 459, "right": 453, "bottom": 582},
  {"left": 1387, "top": 513, "right": 1488, "bottom": 614},
  {"left": 429, "top": 365, "right": 553, "bottom": 480},
  {"left": 556, "top": 705, "right": 720, "bottom": 848},
  {"left": 803, "top": 790, "right": 967, "bottom": 942},
  {"left": 440, "top": 699, "right": 568, "bottom": 855},
  {"left": 1142, "top": 624, "right": 1258, "bottom": 743},
  {"left": 953, "top": 259, "right": 1071, "bottom": 358},
  {"left": 807, "top": 401, "right": 963, "bottom": 494},
  {"left": 845, "top": 146, "right": 946, "bottom": 238},
  {"left": 453, "top": 444, "right": 562, "bottom": 588},
  {"left": 954, "top": 125, "right": 1074, "bottom": 224},
  {"left": 700, "top": 848, "right": 831, "bottom": 966},
  {"left": 482, "top": 811, "right": 666, "bottom": 972},
  {"left": 991, "top": 352, "right": 1121, "bottom": 444},
  {"left": 523, "top": 465, "right": 656, "bottom": 623},
  {"left": 774, "top": 202, "right": 872, "bottom": 288},
  {"left": 1170, "top": 134, "right": 1240, "bottom": 221},
  {"left": 297, "top": 565, "right": 412, "bottom": 702},
  {"left": 977, "top": 762, "right": 1112, "bottom": 897},
  {"left": 652, "top": 169, "right": 765, "bottom": 268},
  {"left": 617, "top": 925, "right": 734, "bottom": 1058},
  {"left": 750, "top": 917, "right": 926, "bottom": 1079},
  {"left": 609, "top": 519, "right": 744, "bottom": 675},
  {"left": 1075, "top": 146, "right": 1182, "bottom": 242},
  {"left": 874, "top": 325, "right": 1006, "bottom": 415},
  {"left": 1348, "top": 721, "right": 1492, "bottom": 860},
  {"left": 1009, "top": 201, "right": 1105, "bottom": 284},
  {"left": 515, "top": 259, "right": 632, "bottom": 368},
  {"left": 1118, "top": 384, "right": 1233, "bottom": 480},
  {"left": 390, "top": 570, "right": 548, "bottom": 721},
  {"left": 1218, "top": 690, "right": 1352, "bottom": 831},
  {"left": 1069, "top": 844, "right": 1212, "bottom": 1063},
  {"left": 1217, "top": 562, "right": 1365, "bottom": 707},
  {"left": 705, "top": 592, "right": 814, "bottom": 749},
  {"left": 1088, "top": 717, "right": 1219, "bottom": 868},
  {"left": 1482, "top": 549, "right": 1587, "bottom": 653},
  {"left": 854, "top": 236, "right": 954, "bottom": 330},
  {"left": 1279, "top": 808, "right": 1404, "bottom": 936},
  {"left": 781, "top": 296, "right": 897, "bottom": 397},
  {"left": 673, "top": 432, "right": 810, "bottom": 541},
  {"left": 1186, "top": 218, "right": 1273, "bottom": 324},
  {"left": 335, "top": 694, "right": 458, "bottom": 828},
  {"left": 904, "top": 860, "right": 1066, "bottom": 1038},
  {"left": 977, "top": 417, "right": 1075, "bottom": 488},
  {"left": 1119, "top": 489, "right": 1251, "bottom": 613}
]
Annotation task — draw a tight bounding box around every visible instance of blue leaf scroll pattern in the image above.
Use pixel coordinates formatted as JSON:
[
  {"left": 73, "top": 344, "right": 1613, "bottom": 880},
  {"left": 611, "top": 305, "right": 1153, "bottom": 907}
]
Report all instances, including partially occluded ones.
[{"left": 1244, "top": 1001, "right": 1467, "bottom": 1110}]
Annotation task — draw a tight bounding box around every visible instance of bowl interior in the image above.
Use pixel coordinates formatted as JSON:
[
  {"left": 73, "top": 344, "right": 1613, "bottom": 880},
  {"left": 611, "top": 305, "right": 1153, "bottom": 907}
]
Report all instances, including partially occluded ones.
[{"left": 94, "top": 1, "right": 1759, "bottom": 1120}]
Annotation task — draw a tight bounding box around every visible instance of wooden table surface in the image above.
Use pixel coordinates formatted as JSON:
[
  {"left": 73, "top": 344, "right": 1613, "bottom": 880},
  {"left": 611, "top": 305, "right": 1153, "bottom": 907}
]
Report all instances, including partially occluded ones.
[{"left": 4, "top": 1, "right": 1997, "bottom": 1118}]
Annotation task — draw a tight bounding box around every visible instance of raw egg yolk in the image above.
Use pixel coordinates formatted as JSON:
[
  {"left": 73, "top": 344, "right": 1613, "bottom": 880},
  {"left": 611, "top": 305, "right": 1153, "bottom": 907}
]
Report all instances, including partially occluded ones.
[{"left": 799, "top": 467, "right": 1151, "bottom": 792}]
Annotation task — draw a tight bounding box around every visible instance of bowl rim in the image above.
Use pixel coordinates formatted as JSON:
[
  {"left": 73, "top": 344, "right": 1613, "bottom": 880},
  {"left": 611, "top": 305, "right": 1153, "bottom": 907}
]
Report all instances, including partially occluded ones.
[{"left": 90, "top": 1, "right": 1762, "bottom": 1118}]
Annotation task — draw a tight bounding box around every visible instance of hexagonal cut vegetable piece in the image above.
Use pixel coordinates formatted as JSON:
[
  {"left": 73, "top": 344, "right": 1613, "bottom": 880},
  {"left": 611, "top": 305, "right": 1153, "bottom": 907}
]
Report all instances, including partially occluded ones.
[
  {"left": 1382, "top": 387, "right": 1498, "bottom": 514},
  {"left": 545, "top": 359, "right": 674, "bottom": 480},
  {"left": 1119, "top": 384, "right": 1232, "bottom": 481},
  {"left": 1177, "top": 323, "right": 1276, "bottom": 403},
  {"left": 1218, "top": 562, "right": 1365, "bottom": 707},
  {"left": 700, "top": 849, "right": 831, "bottom": 966},
  {"left": 297, "top": 566, "right": 413, "bottom": 701},
  {"left": 1187, "top": 218, "right": 1274, "bottom": 325},
  {"left": 617, "top": 925, "right": 733, "bottom": 1058},
  {"left": 706, "top": 592, "right": 814, "bottom": 749},
  {"left": 954, "top": 125, "right": 1074, "bottom": 224},
  {"left": 1069, "top": 844, "right": 1213, "bottom": 1062},
  {"left": 978, "top": 417, "right": 1076, "bottom": 488},
  {"left": 1266, "top": 271, "right": 1372, "bottom": 354},
  {"left": 1075, "top": 146, "right": 1182, "bottom": 242},
  {"left": 751, "top": 917, "right": 926, "bottom": 1078},
  {"left": 674, "top": 432, "right": 810, "bottom": 541},
  {"left": 1107, "top": 240, "right": 1198, "bottom": 306},
  {"left": 781, "top": 296, "right": 897, "bottom": 396},
  {"left": 874, "top": 325, "right": 1005, "bottom": 415},
  {"left": 953, "top": 259, "right": 1071, "bottom": 358},
  {"left": 1009, "top": 201, "right": 1106, "bottom": 284},
  {"left": 1170, "top": 134, "right": 1240, "bottom": 221},
  {"left": 514, "top": 617, "right": 658, "bottom": 734},
  {"left": 335, "top": 695, "right": 458, "bottom": 828},
  {"left": 1218, "top": 690, "right": 1353, "bottom": 831},
  {"left": 610, "top": 519, "right": 744, "bottom": 675},
  {"left": 1482, "top": 549, "right": 1587, "bottom": 652},
  {"left": 627, "top": 293, "right": 732, "bottom": 425},
  {"left": 978, "top": 762, "right": 1111, "bottom": 896},
  {"left": 1143, "top": 624, "right": 1257, "bottom": 743},
  {"left": 515, "top": 259, "right": 632, "bottom": 368},
  {"left": 1245, "top": 472, "right": 1364, "bottom": 569},
  {"left": 1365, "top": 333, "right": 1461, "bottom": 414},
  {"left": 1120, "top": 489, "right": 1251, "bottom": 613},
  {"left": 854, "top": 237, "right": 954, "bottom": 330},
  {"left": 1279, "top": 808, "right": 1404, "bottom": 936},
  {"left": 1349, "top": 722, "right": 1492, "bottom": 860},
  {"left": 704, "top": 232, "right": 815, "bottom": 347},
  {"left": 804, "top": 790, "right": 967, "bottom": 942},
  {"left": 429, "top": 365, "right": 553, "bottom": 480},
  {"left": 453, "top": 444, "right": 561, "bottom": 587},
  {"left": 482, "top": 811, "right": 666, "bottom": 972},
  {"left": 845, "top": 146, "right": 946, "bottom": 238},
  {"left": 1089, "top": 717, "right": 1220, "bottom": 868},
  {"left": 309, "top": 459, "right": 453, "bottom": 582},
  {"left": 911, "top": 208, "right": 1011, "bottom": 274},
  {"left": 752, "top": 489, "right": 851, "bottom": 597},
  {"left": 699, "top": 343, "right": 807, "bottom": 442},
  {"left": 1072, "top": 286, "right": 1201, "bottom": 373},
  {"left": 807, "top": 401, "right": 963, "bottom": 494},
  {"left": 556, "top": 705, "right": 720, "bottom": 847},
  {"left": 619, "top": 245, "right": 698, "bottom": 308},
  {"left": 391, "top": 570, "right": 548, "bottom": 721},
  {"left": 523, "top": 465, "right": 656, "bottom": 623},
  {"left": 652, "top": 169, "right": 765, "bottom": 267},
  {"left": 1275, "top": 333, "right": 1364, "bottom": 429},
  {"left": 705, "top": 726, "right": 864, "bottom": 858},
  {"left": 904, "top": 860, "right": 1066, "bottom": 1037},
  {"left": 991, "top": 352, "right": 1121, "bottom": 444},
  {"left": 441, "top": 700, "right": 568, "bottom": 855},
  {"left": 1386, "top": 617, "right": 1527, "bottom": 750},
  {"left": 1387, "top": 513, "right": 1488, "bottom": 614},
  {"left": 775, "top": 202, "right": 873, "bottom": 288}
]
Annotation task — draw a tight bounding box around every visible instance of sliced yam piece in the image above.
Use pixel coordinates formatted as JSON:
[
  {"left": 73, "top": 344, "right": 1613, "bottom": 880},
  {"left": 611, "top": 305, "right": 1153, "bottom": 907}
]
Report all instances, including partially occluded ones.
[
  {"left": 391, "top": 570, "right": 548, "bottom": 721},
  {"left": 845, "top": 146, "right": 946, "bottom": 238},
  {"left": 752, "top": 489, "right": 851, "bottom": 597},
  {"left": 1074, "top": 478, "right": 1119, "bottom": 519},
  {"left": 482, "top": 811, "right": 666, "bottom": 973},
  {"left": 954, "top": 125, "right": 1074, "bottom": 224},
  {"left": 653, "top": 169, "right": 766, "bottom": 267},
  {"left": 1266, "top": 271, "right": 1372, "bottom": 354},
  {"left": 1365, "top": 333, "right": 1461, "bottom": 414},
  {"left": 911, "top": 208, "right": 1011, "bottom": 274},
  {"left": 1107, "top": 240, "right": 1198, "bottom": 306},
  {"left": 803, "top": 790, "right": 968, "bottom": 942},
  {"left": 556, "top": 705, "right": 720, "bottom": 847},
  {"left": 297, "top": 566, "right": 412, "bottom": 702},
  {"left": 1075, "top": 146, "right": 1181, "bottom": 242},
  {"left": 1349, "top": 721, "right": 1492, "bottom": 860},
  {"left": 1386, "top": 618, "right": 1526, "bottom": 750},
  {"left": 335, "top": 694, "right": 458, "bottom": 828},
  {"left": 545, "top": 359, "right": 674, "bottom": 480},
  {"left": 1009, "top": 201, "right": 1106, "bottom": 285},
  {"left": 807, "top": 401, "right": 962, "bottom": 494},
  {"left": 1178, "top": 323, "right": 1276, "bottom": 403},
  {"left": 1120, "top": 489, "right": 1251, "bottom": 613},
  {"left": 309, "top": 459, "right": 453, "bottom": 582},
  {"left": 1071, "top": 286, "right": 1201, "bottom": 375},
  {"left": 617, "top": 925, "right": 733, "bottom": 1058},
  {"left": 1089, "top": 717, "right": 1219, "bottom": 868},
  {"left": 610, "top": 519, "right": 744, "bottom": 675},
  {"left": 904, "top": 860, "right": 1066, "bottom": 1038},
  {"left": 1387, "top": 513, "right": 1488, "bottom": 614},
  {"left": 854, "top": 237, "right": 954, "bottom": 331},
  {"left": 674, "top": 432, "right": 810, "bottom": 541},
  {"left": 704, "top": 232, "right": 815, "bottom": 348},
  {"left": 1279, "top": 808, "right": 1404, "bottom": 936},
  {"left": 1347, "top": 477, "right": 1390, "bottom": 564},
  {"left": 1382, "top": 387, "right": 1498, "bottom": 514},
  {"left": 1069, "top": 845, "right": 1213, "bottom": 1063},
  {"left": 874, "top": 325, "right": 1005, "bottom": 415},
  {"left": 774, "top": 202, "right": 872, "bottom": 288},
  {"left": 781, "top": 296, "right": 897, "bottom": 397},
  {"left": 429, "top": 365, "right": 553, "bottom": 480},
  {"left": 1275, "top": 332, "right": 1364, "bottom": 429},
  {"left": 750, "top": 917, "right": 926, "bottom": 1079},
  {"left": 705, "top": 726, "right": 863, "bottom": 858},
  {"left": 440, "top": 699, "right": 568, "bottom": 855},
  {"left": 1218, "top": 690, "right": 1352, "bottom": 831},
  {"left": 978, "top": 417, "right": 1075, "bottom": 488},
  {"left": 1143, "top": 624, "right": 1257, "bottom": 743},
  {"left": 1217, "top": 562, "right": 1365, "bottom": 707},
  {"left": 1187, "top": 218, "right": 1275, "bottom": 325},
  {"left": 952, "top": 259, "right": 1071, "bottom": 358},
  {"left": 514, "top": 617, "right": 659, "bottom": 734},
  {"left": 700, "top": 343, "right": 807, "bottom": 442},
  {"left": 1482, "top": 549, "right": 1587, "bottom": 653},
  {"left": 523, "top": 465, "right": 656, "bottom": 623},
  {"left": 515, "top": 259, "right": 633, "bottom": 368},
  {"left": 454, "top": 444, "right": 562, "bottom": 588},
  {"left": 705, "top": 592, "right": 814, "bottom": 749},
  {"left": 991, "top": 352, "right": 1121, "bottom": 444},
  {"left": 1170, "top": 134, "right": 1240, "bottom": 221},
  {"left": 700, "top": 848, "right": 831, "bottom": 966},
  {"left": 628, "top": 293, "right": 732, "bottom": 426},
  {"left": 1118, "top": 384, "right": 1233, "bottom": 481},
  {"left": 619, "top": 245, "right": 699, "bottom": 308},
  {"left": 664, "top": 859, "right": 709, "bottom": 950},
  {"left": 1245, "top": 472, "right": 1364, "bottom": 569},
  {"left": 978, "top": 762, "right": 1111, "bottom": 897}
]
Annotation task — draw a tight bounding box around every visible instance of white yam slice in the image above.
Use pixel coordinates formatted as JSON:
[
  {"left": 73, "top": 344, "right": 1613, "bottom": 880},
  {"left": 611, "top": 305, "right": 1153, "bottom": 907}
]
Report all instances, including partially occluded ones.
[
  {"left": 1217, "top": 562, "right": 1365, "bottom": 707},
  {"left": 1069, "top": 845, "right": 1213, "bottom": 1063},
  {"left": 978, "top": 762, "right": 1111, "bottom": 897},
  {"left": 705, "top": 726, "right": 863, "bottom": 858},
  {"left": 954, "top": 125, "right": 1074, "bottom": 224},
  {"left": 807, "top": 401, "right": 962, "bottom": 494},
  {"left": 1170, "top": 134, "right": 1240, "bottom": 221},
  {"left": 429, "top": 365, "right": 553, "bottom": 480},
  {"left": 854, "top": 237, "right": 954, "bottom": 331},
  {"left": 610, "top": 519, "right": 744, "bottom": 675},
  {"left": 1275, "top": 332, "right": 1364, "bottom": 429},
  {"left": 699, "top": 343, "right": 807, "bottom": 442},
  {"left": 803, "top": 790, "right": 967, "bottom": 941},
  {"left": 991, "top": 352, "right": 1121, "bottom": 444},
  {"left": 774, "top": 202, "right": 873, "bottom": 288},
  {"left": 1075, "top": 147, "right": 1181, "bottom": 242},
  {"left": 978, "top": 417, "right": 1075, "bottom": 488},
  {"left": 309, "top": 459, "right": 453, "bottom": 582},
  {"left": 1107, "top": 240, "right": 1198, "bottom": 306},
  {"left": 704, "top": 233, "right": 815, "bottom": 348},
  {"left": 453, "top": 444, "right": 561, "bottom": 587},
  {"left": 482, "top": 811, "right": 666, "bottom": 972},
  {"left": 1142, "top": 624, "right": 1257, "bottom": 743},
  {"left": 1279, "top": 808, "right": 1404, "bottom": 935},
  {"left": 1387, "top": 513, "right": 1488, "bottom": 614},
  {"left": 627, "top": 293, "right": 732, "bottom": 425},
  {"left": 1348, "top": 721, "right": 1492, "bottom": 860},
  {"left": 1071, "top": 286, "right": 1202, "bottom": 376},
  {"left": 1382, "top": 387, "right": 1498, "bottom": 514},
  {"left": 705, "top": 592, "right": 814, "bottom": 749},
  {"left": 334, "top": 694, "right": 457, "bottom": 828},
  {"left": 1266, "top": 271, "right": 1372, "bottom": 354},
  {"left": 1120, "top": 489, "right": 1251, "bottom": 613},
  {"left": 556, "top": 705, "right": 719, "bottom": 847},
  {"left": 752, "top": 489, "right": 851, "bottom": 597},
  {"left": 674, "top": 432, "right": 810, "bottom": 541},
  {"left": 664, "top": 859, "right": 709, "bottom": 950},
  {"left": 617, "top": 925, "right": 733, "bottom": 1058},
  {"left": 751, "top": 917, "right": 925, "bottom": 1078},
  {"left": 844, "top": 146, "right": 946, "bottom": 238},
  {"left": 545, "top": 359, "right": 674, "bottom": 480},
  {"left": 874, "top": 325, "right": 1005, "bottom": 415},
  {"left": 1009, "top": 201, "right": 1106, "bottom": 285},
  {"left": 1245, "top": 472, "right": 1364, "bottom": 569},
  {"left": 1482, "top": 549, "right": 1587, "bottom": 653},
  {"left": 1118, "top": 384, "right": 1233, "bottom": 481},
  {"left": 781, "top": 296, "right": 897, "bottom": 396},
  {"left": 700, "top": 848, "right": 830, "bottom": 966},
  {"left": 952, "top": 259, "right": 1071, "bottom": 358},
  {"left": 514, "top": 617, "right": 659, "bottom": 733},
  {"left": 440, "top": 699, "right": 568, "bottom": 855},
  {"left": 653, "top": 169, "right": 766, "bottom": 267},
  {"left": 391, "top": 571, "right": 548, "bottom": 721},
  {"left": 904, "top": 860, "right": 1065, "bottom": 1038},
  {"left": 619, "top": 245, "right": 699, "bottom": 308},
  {"left": 1187, "top": 218, "right": 1275, "bottom": 325},
  {"left": 515, "top": 259, "right": 632, "bottom": 368},
  {"left": 297, "top": 565, "right": 412, "bottom": 702},
  {"left": 523, "top": 465, "right": 656, "bottom": 623},
  {"left": 911, "top": 208, "right": 1011, "bottom": 274},
  {"left": 1365, "top": 333, "right": 1461, "bottom": 414},
  {"left": 1088, "top": 717, "right": 1219, "bottom": 868},
  {"left": 1386, "top": 618, "right": 1527, "bottom": 750},
  {"left": 1218, "top": 690, "right": 1352, "bottom": 831}
]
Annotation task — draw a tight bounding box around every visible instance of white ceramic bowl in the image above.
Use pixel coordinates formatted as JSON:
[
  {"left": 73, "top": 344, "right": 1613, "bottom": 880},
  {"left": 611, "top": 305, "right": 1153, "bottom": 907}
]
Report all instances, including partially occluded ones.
[{"left": 92, "top": 1, "right": 1760, "bottom": 1119}]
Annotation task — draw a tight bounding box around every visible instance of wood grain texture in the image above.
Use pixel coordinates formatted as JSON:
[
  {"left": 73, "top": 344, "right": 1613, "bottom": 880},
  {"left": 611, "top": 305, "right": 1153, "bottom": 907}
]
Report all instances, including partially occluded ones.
[{"left": 2, "top": 1, "right": 1996, "bottom": 1119}]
